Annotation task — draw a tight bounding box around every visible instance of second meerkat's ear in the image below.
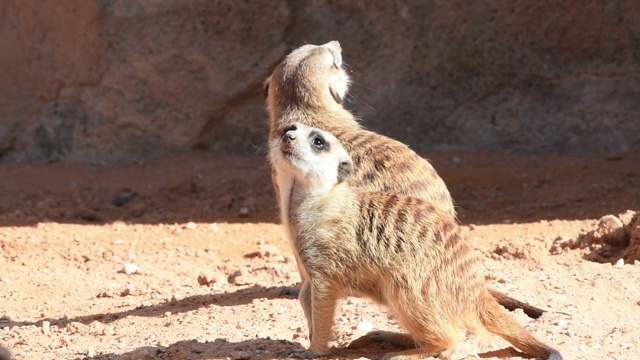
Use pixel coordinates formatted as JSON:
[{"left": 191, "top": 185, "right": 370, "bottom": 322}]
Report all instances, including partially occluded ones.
[
  {"left": 337, "top": 159, "right": 353, "bottom": 182},
  {"left": 263, "top": 76, "right": 271, "bottom": 97}
]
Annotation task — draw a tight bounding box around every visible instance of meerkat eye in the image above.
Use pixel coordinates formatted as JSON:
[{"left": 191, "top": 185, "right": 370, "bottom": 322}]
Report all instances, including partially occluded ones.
[{"left": 312, "top": 136, "right": 325, "bottom": 150}]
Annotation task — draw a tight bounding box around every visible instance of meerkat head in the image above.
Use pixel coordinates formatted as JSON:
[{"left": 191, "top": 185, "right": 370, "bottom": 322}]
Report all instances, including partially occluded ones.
[
  {"left": 270, "top": 123, "right": 353, "bottom": 193},
  {"left": 264, "top": 41, "right": 350, "bottom": 115}
]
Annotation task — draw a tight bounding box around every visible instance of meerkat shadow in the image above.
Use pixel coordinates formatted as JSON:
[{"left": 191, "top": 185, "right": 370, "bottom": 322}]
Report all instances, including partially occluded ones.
[
  {"left": 479, "top": 347, "right": 539, "bottom": 359},
  {"left": 348, "top": 332, "right": 537, "bottom": 359}
]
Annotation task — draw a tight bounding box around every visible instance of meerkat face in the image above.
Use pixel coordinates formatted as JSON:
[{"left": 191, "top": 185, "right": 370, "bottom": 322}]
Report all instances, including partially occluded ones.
[
  {"left": 264, "top": 41, "right": 350, "bottom": 108},
  {"left": 270, "top": 123, "right": 353, "bottom": 192}
]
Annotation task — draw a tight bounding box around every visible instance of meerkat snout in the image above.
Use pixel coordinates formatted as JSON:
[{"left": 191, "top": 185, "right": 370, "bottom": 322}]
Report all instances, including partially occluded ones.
[
  {"left": 284, "top": 127, "right": 297, "bottom": 143},
  {"left": 324, "top": 40, "right": 342, "bottom": 68},
  {"left": 337, "top": 159, "right": 353, "bottom": 182}
]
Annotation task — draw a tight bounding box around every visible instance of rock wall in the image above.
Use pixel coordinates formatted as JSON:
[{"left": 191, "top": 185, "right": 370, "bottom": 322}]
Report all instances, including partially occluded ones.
[{"left": 1, "top": 0, "right": 639, "bottom": 162}]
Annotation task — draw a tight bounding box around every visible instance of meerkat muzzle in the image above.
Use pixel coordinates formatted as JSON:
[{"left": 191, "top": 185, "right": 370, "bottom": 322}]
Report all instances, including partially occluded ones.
[
  {"left": 324, "top": 41, "right": 342, "bottom": 68},
  {"left": 280, "top": 125, "right": 299, "bottom": 158},
  {"left": 284, "top": 129, "right": 296, "bottom": 143}
]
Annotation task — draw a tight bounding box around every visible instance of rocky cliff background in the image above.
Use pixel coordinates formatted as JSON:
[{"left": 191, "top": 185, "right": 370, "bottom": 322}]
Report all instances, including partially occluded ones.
[{"left": 1, "top": 0, "right": 639, "bottom": 163}]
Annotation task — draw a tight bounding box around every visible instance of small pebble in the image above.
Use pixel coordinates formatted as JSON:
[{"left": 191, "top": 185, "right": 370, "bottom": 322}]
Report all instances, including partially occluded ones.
[
  {"left": 230, "top": 275, "right": 252, "bottom": 286},
  {"left": 239, "top": 207, "right": 250, "bottom": 217},
  {"left": 230, "top": 350, "right": 252, "bottom": 360},
  {"left": 613, "top": 258, "right": 624, "bottom": 268},
  {"left": 355, "top": 319, "right": 373, "bottom": 332},
  {"left": 102, "top": 325, "right": 115, "bottom": 336},
  {"left": 42, "top": 320, "right": 50, "bottom": 335},
  {"left": 619, "top": 326, "right": 630, "bottom": 333},
  {"left": 594, "top": 215, "right": 627, "bottom": 246},
  {"left": 122, "top": 263, "right": 140, "bottom": 275},
  {"left": 198, "top": 272, "right": 212, "bottom": 286},
  {"left": 185, "top": 222, "right": 197, "bottom": 230}
]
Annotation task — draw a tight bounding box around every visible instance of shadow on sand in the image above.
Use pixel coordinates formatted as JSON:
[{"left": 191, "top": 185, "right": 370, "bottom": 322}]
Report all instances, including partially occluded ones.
[{"left": 2, "top": 285, "right": 295, "bottom": 330}]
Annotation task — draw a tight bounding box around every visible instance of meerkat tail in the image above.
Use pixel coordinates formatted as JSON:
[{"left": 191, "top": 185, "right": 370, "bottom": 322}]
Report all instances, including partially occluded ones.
[
  {"left": 478, "top": 290, "right": 563, "bottom": 360},
  {"left": 282, "top": 284, "right": 546, "bottom": 319},
  {"left": 489, "top": 289, "right": 545, "bottom": 319}
]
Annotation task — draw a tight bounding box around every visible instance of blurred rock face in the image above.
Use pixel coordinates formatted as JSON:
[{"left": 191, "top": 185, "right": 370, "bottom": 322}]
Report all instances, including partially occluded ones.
[{"left": 1, "top": 0, "right": 639, "bottom": 163}]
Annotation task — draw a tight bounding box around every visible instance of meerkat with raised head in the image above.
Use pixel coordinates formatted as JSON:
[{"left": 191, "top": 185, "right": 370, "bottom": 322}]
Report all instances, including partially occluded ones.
[
  {"left": 269, "top": 123, "right": 562, "bottom": 360},
  {"left": 265, "top": 41, "right": 545, "bottom": 320}
]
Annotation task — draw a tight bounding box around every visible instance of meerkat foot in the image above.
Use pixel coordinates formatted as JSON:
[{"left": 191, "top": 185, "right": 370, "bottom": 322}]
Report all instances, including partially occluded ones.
[{"left": 349, "top": 330, "right": 418, "bottom": 350}]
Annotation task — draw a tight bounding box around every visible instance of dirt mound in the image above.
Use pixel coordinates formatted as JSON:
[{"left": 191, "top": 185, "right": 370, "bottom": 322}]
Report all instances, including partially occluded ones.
[
  {"left": 552, "top": 210, "right": 640, "bottom": 264},
  {"left": 490, "top": 237, "right": 551, "bottom": 269}
]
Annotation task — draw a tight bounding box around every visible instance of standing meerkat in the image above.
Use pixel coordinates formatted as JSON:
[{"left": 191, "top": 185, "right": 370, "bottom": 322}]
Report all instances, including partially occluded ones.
[
  {"left": 265, "top": 41, "right": 545, "bottom": 319},
  {"left": 269, "top": 123, "right": 562, "bottom": 360}
]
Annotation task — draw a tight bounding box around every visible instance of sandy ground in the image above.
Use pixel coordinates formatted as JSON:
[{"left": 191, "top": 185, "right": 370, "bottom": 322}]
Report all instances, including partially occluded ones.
[{"left": 0, "top": 151, "right": 639, "bottom": 360}]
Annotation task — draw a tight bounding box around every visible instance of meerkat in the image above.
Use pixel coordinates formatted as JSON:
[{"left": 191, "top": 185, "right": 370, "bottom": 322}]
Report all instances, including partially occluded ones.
[
  {"left": 269, "top": 123, "right": 562, "bottom": 360},
  {"left": 265, "top": 40, "right": 545, "bottom": 320}
]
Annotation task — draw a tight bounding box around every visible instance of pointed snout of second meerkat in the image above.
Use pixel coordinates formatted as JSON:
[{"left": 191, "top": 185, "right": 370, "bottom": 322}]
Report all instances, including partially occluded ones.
[
  {"left": 280, "top": 125, "right": 299, "bottom": 155},
  {"left": 284, "top": 126, "right": 297, "bottom": 142}
]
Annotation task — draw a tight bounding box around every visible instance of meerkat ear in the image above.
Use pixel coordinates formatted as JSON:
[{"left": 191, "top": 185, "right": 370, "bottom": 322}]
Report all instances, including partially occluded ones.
[
  {"left": 337, "top": 159, "right": 353, "bottom": 182},
  {"left": 263, "top": 76, "right": 271, "bottom": 97}
]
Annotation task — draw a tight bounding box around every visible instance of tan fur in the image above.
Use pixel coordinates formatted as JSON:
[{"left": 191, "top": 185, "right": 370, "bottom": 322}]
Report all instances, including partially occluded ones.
[
  {"left": 265, "top": 41, "right": 546, "bottom": 322},
  {"left": 271, "top": 124, "right": 562, "bottom": 360}
]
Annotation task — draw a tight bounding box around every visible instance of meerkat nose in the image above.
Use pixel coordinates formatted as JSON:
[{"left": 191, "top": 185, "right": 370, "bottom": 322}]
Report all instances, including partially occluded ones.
[
  {"left": 325, "top": 40, "right": 341, "bottom": 51},
  {"left": 284, "top": 130, "right": 296, "bottom": 142}
]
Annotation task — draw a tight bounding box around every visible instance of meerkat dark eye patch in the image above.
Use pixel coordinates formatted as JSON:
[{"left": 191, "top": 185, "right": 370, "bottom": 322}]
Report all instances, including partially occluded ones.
[
  {"left": 337, "top": 160, "right": 353, "bottom": 182},
  {"left": 309, "top": 131, "right": 329, "bottom": 152}
]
